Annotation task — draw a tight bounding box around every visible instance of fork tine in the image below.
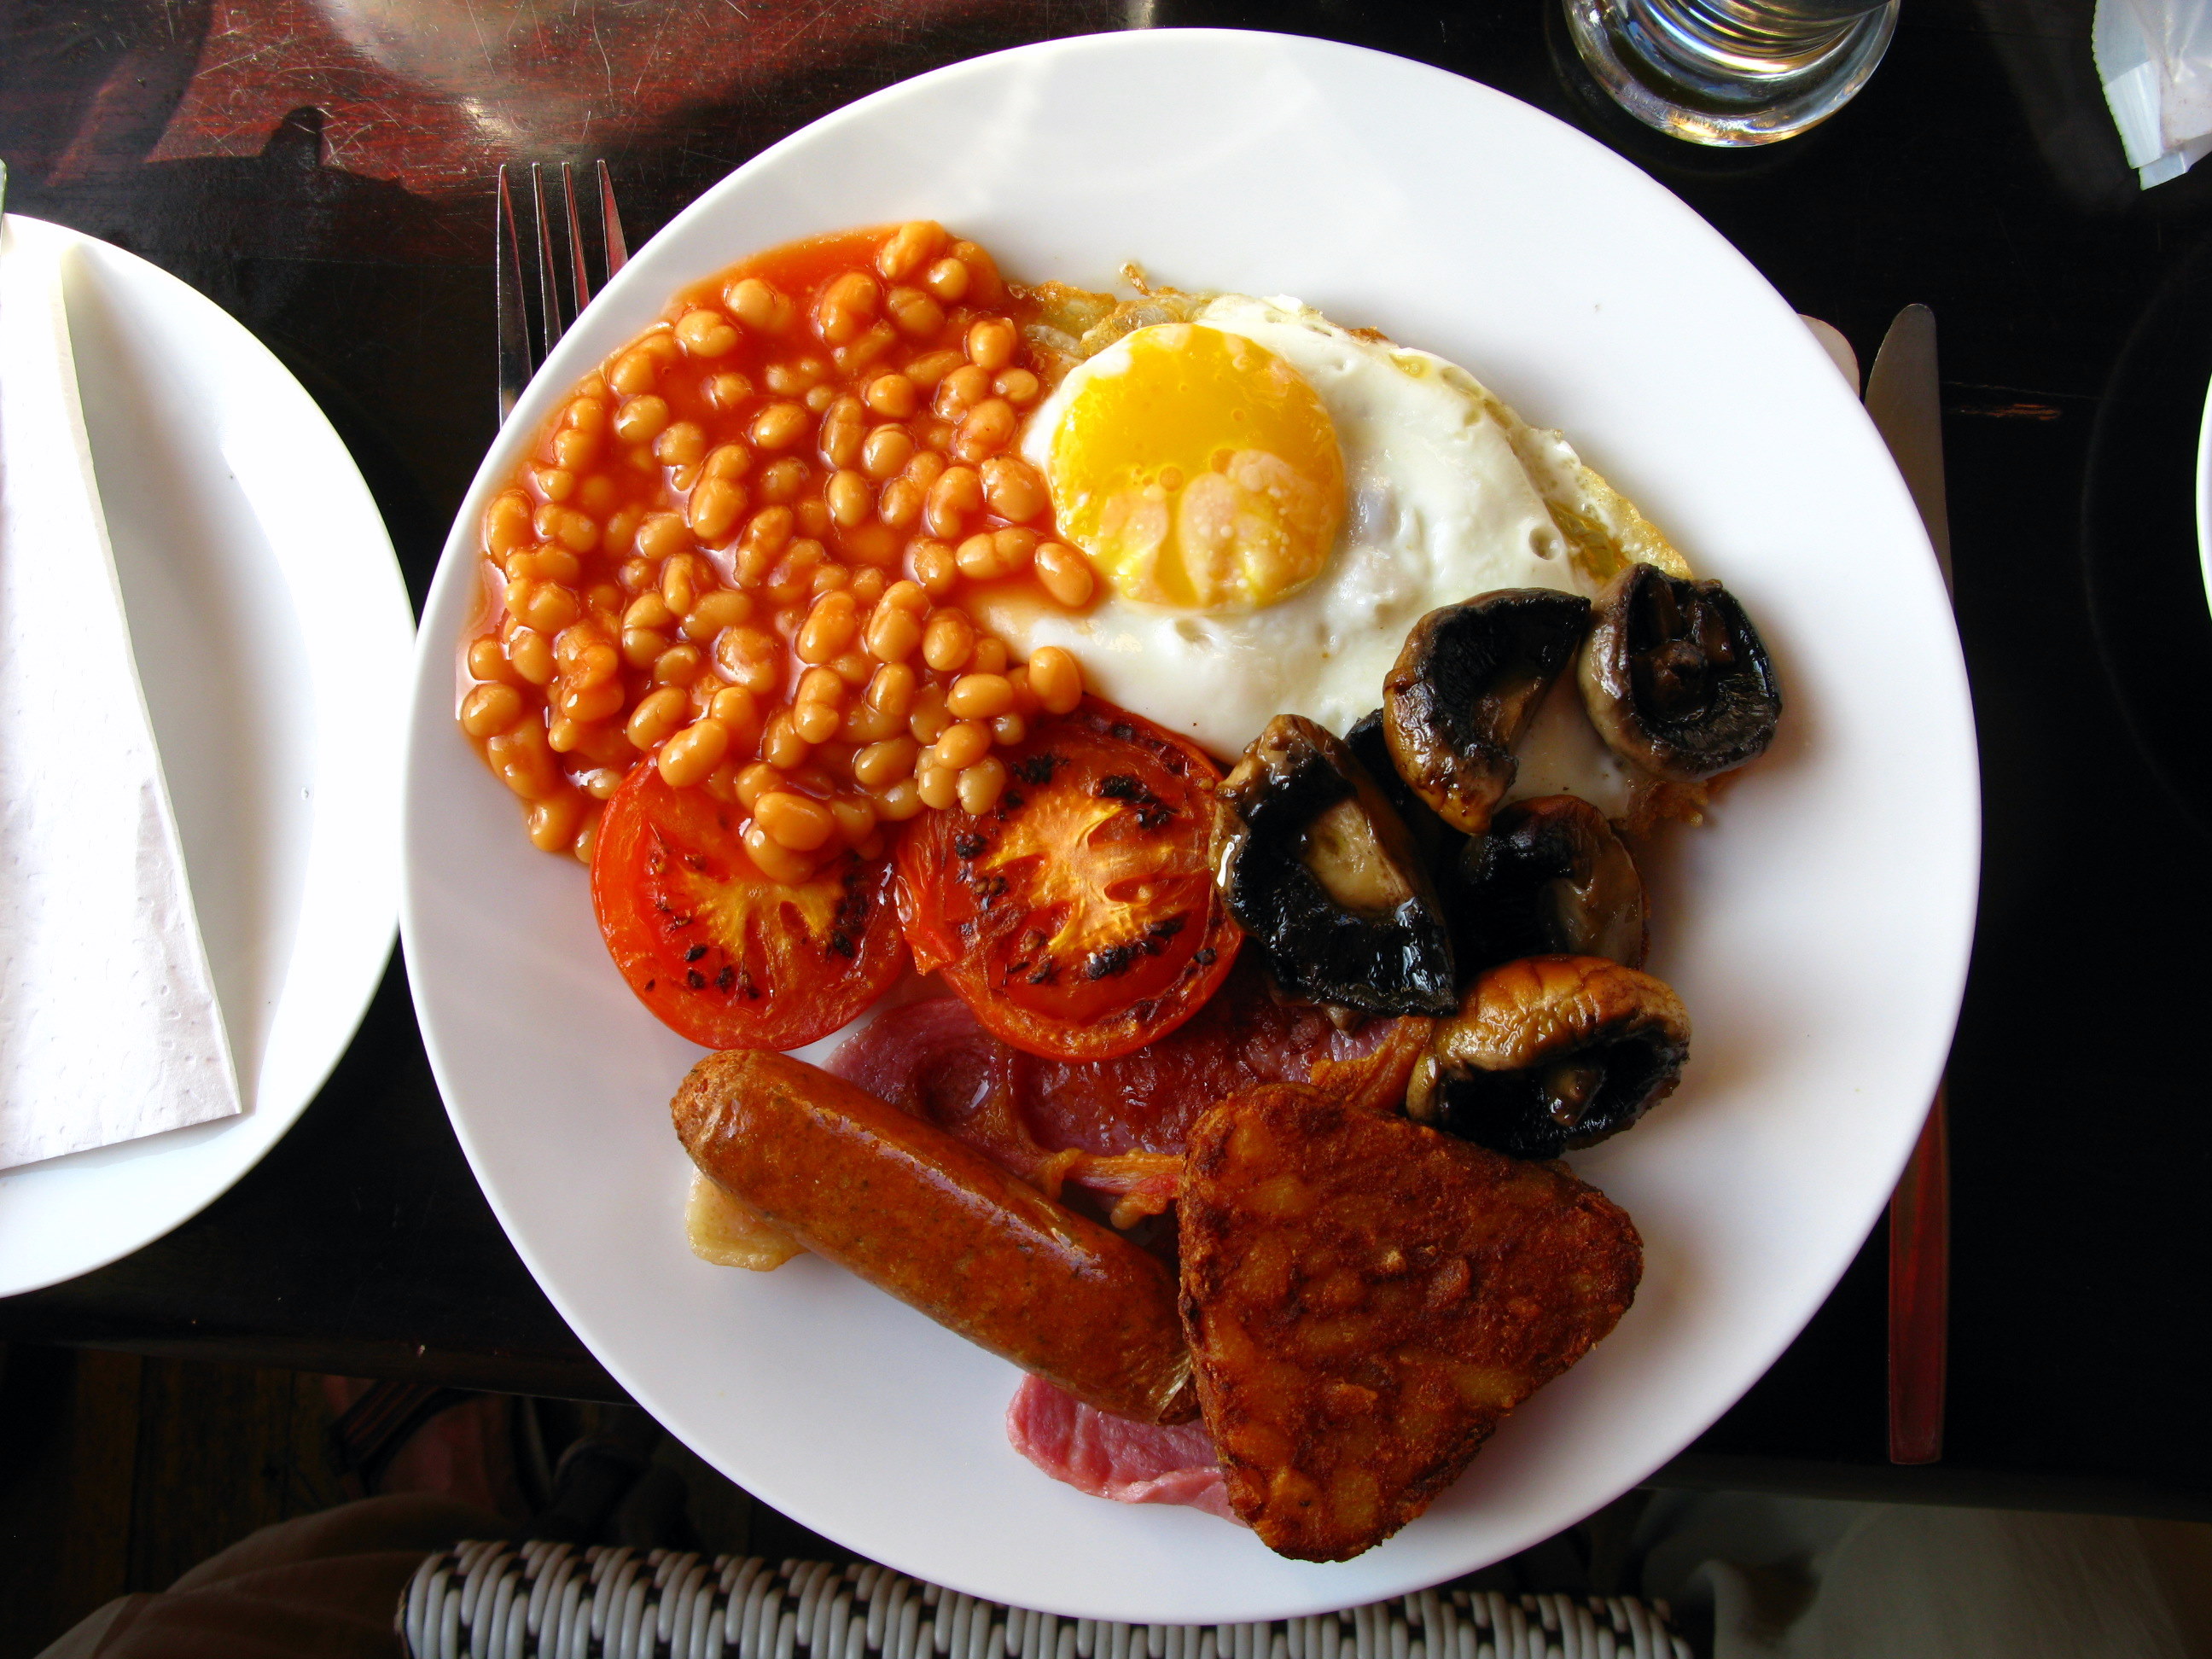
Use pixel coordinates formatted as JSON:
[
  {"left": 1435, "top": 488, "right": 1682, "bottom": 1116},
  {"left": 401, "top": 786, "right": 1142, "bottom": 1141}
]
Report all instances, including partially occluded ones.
[
  {"left": 494, "top": 164, "right": 532, "bottom": 428},
  {"left": 530, "top": 162, "right": 564, "bottom": 362},
  {"left": 560, "top": 160, "right": 591, "bottom": 314},
  {"left": 597, "top": 160, "right": 629, "bottom": 279}
]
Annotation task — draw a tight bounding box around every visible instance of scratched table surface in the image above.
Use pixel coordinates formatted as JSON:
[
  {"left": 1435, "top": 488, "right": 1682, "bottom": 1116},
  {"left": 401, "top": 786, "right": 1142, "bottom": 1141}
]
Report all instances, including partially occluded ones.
[{"left": 3, "top": 0, "right": 2211, "bottom": 1521}]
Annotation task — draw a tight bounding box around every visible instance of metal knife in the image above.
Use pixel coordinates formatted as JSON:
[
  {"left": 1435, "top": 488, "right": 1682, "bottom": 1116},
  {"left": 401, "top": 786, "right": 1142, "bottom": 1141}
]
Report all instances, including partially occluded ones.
[{"left": 1865, "top": 302, "right": 1952, "bottom": 1465}]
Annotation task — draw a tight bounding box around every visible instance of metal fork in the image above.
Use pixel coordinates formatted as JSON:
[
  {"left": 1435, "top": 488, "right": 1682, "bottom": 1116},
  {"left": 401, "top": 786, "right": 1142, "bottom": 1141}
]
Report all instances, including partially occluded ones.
[{"left": 495, "top": 160, "right": 629, "bottom": 427}]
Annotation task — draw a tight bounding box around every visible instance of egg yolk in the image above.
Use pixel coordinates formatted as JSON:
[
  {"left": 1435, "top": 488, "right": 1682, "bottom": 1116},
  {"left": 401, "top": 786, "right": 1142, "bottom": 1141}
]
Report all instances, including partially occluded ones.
[{"left": 1045, "top": 325, "right": 1345, "bottom": 612}]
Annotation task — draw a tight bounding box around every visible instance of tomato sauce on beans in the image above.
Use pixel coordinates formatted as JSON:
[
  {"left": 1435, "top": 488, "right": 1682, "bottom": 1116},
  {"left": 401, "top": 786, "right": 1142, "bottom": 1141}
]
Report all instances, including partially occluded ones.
[{"left": 458, "top": 223, "right": 1091, "bottom": 878}]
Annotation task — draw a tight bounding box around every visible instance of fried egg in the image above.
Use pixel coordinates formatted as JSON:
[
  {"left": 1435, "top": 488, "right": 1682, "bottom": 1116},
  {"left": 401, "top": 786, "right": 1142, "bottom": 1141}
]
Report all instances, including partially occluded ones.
[{"left": 980, "top": 294, "right": 1642, "bottom": 815}]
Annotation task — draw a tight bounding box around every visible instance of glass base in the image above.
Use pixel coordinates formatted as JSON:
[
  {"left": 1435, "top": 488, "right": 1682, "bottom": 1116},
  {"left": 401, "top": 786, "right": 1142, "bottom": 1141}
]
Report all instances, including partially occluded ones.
[{"left": 1562, "top": 0, "right": 1899, "bottom": 147}]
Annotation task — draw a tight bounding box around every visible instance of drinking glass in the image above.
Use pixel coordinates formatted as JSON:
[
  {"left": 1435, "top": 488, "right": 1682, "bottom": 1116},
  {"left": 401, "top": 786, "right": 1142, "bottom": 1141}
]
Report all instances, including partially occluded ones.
[{"left": 1563, "top": 0, "right": 1901, "bottom": 146}]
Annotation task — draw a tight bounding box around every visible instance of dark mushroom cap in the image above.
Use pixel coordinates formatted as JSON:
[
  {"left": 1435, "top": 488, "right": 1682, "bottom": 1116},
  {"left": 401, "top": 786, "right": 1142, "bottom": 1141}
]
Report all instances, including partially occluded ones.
[
  {"left": 1214, "top": 714, "right": 1457, "bottom": 1016},
  {"left": 1382, "top": 590, "right": 1592, "bottom": 836},
  {"left": 1579, "top": 564, "right": 1781, "bottom": 783},
  {"left": 1452, "top": 795, "right": 1647, "bottom": 975},
  {"left": 1345, "top": 707, "right": 1467, "bottom": 876},
  {"left": 1406, "top": 955, "right": 1690, "bottom": 1160}
]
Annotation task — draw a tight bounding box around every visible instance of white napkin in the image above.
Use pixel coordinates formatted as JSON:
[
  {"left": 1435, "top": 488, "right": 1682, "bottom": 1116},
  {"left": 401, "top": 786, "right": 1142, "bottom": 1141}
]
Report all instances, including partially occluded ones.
[
  {"left": 2096, "top": 0, "right": 2212, "bottom": 188},
  {"left": 0, "top": 216, "right": 241, "bottom": 1169}
]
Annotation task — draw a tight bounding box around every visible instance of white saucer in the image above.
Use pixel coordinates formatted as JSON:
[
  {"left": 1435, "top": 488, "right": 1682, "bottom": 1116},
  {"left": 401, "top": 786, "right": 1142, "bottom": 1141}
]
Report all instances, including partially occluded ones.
[{"left": 0, "top": 216, "right": 414, "bottom": 1298}]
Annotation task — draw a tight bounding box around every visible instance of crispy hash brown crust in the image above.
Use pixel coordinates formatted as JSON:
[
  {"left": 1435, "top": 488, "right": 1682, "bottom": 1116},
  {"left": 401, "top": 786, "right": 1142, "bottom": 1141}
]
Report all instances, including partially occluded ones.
[{"left": 1179, "top": 1084, "right": 1642, "bottom": 1561}]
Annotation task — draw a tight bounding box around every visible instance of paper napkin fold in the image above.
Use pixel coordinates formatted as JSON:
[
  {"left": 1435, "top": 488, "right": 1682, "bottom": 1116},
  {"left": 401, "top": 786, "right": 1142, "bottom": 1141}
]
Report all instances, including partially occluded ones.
[
  {"left": 2097, "top": 0, "right": 2212, "bottom": 188},
  {"left": 0, "top": 216, "right": 242, "bottom": 1170}
]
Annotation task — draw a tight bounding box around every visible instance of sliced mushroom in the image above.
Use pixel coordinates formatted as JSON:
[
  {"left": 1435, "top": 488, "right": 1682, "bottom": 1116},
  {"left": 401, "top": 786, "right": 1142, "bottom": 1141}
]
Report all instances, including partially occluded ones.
[
  {"left": 1382, "top": 590, "right": 1592, "bottom": 836},
  {"left": 1579, "top": 564, "right": 1780, "bottom": 782},
  {"left": 1214, "top": 714, "right": 1457, "bottom": 1016},
  {"left": 1345, "top": 707, "right": 1466, "bottom": 876},
  {"left": 1452, "top": 796, "right": 1647, "bottom": 975},
  {"left": 1406, "top": 956, "right": 1689, "bottom": 1161}
]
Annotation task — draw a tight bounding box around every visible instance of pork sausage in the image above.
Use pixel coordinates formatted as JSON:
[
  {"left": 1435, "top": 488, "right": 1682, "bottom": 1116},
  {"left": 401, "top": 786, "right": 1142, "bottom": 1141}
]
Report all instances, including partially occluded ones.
[{"left": 672, "top": 1048, "right": 1196, "bottom": 1424}]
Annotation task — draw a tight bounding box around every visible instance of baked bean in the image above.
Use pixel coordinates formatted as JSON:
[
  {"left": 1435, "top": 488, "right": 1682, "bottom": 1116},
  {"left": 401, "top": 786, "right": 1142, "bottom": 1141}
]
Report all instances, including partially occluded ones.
[
  {"left": 1033, "top": 540, "right": 1095, "bottom": 608},
  {"left": 487, "top": 723, "right": 558, "bottom": 800},
  {"left": 947, "top": 672, "right": 1015, "bottom": 719},
  {"left": 634, "top": 512, "right": 690, "bottom": 564},
  {"left": 461, "top": 683, "right": 524, "bottom": 738},
  {"left": 764, "top": 540, "right": 825, "bottom": 606},
  {"left": 922, "top": 608, "right": 975, "bottom": 672},
  {"left": 683, "top": 589, "right": 753, "bottom": 641},
  {"left": 654, "top": 642, "right": 705, "bottom": 685},
  {"left": 715, "top": 626, "right": 782, "bottom": 696},
  {"left": 604, "top": 509, "right": 642, "bottom": 556},
  {"left": 969, "top": 637, "right": 1008, "bottom": 675},
  {"left": 992, "top": 367, "right": 1041, "bottom": 406},
  {"left": 840, "top": 696, "right": 900, "bottom": 744},
  {"left": 765, "top": 360, "right": 820, "bottom": 395},
  {"left": 795, "top": 666, "right": 844, "bottom": 707},
  {"left": 742, "top": 821, "right": 817, "bottom": 884},
  {"left": 877, "top": 220, "right": 946, "bottom": 282},
  {"left": 877, "top": 474, "right": 925, "bottom": 530},
  {"left": 580, "top": 767, "right": 625, "bottom": 800},
  {"left": 527, "top": 790, "right": 585, "bottom": 853},
  {"left": 924, "top": 466, "right": 982, "bottom": 539},
  {"left": 616, "top": 557, "right": 654, "bottom": 592},
  {"left": 934, "top": 364, "right": 990, "bottom": 421},
  {"left": 659, "top": 718, "right": 731, "bottom": 788},
  {"left": 546, "top": 716, "right": 584, "bottom": 754},
  {"left": 948, "top": 242, "right": 1002, "bottom": 303},
  {"left": 754, "top": 459, "right": 805, "bottom": 505},
  {"left": 726, "top": 276, "right": 795, "bottom": 335},
  {"left": 687, "top": 476, "right": 748, "bottom": 544},
  {"left": 920, "top": 256, "right": 969, "bottom": 304},
  {"left": 796, "top": 496, "right": 833, "bottom": 538},
  {"left": 556, "top": 625, "right": 619, "bottom": 683},
  {"left": 910, "top": 538, "right": 958, "bottom": 595},
  {"left": 813, "top": 564, "right": 853, "bottom": 597},
  {"left": 797, "top": 591, "right": 859, "bottom": 663},
  {"left": 981, "top": 456, "right": 1047, "bottom": 523},
  {"left": 760, "top": 708, "right": 809, "bottom": 771},
  {"left": 928, "top": 713, "right": 988, "bottom": 779},
  {"left": 756, "top": 790, "right": 835, "bottom": 852},
  {"left": 826, "top": 469, "right": 872, "bottom": 529},
  {"left": 514, "top": 580, "right": 581, "bottom": 634},
  {"left": 485, "top": 491, "right": 534, "bottom": 556},
  {"left": 655, "top": 422, "right": 707, "bottom": 467},
  {"left": 534, "top": 465, "right": 576, "bottom": 504},
  {"left": 886, "top": 287, "right": 946, "bottom": 339},
  {"left": 563, "top": 393, "right": 609, "bottom": 431},
  {"left": 709, "top": 686, "right": 762, "bottom": 748},
  {"left": 959, "top": 527, "right": 1038, "bottom": 582},
  {"left": 816, "top": 395, "right": 864, "bottom": 468},
  {"left": 468, "top": 637, "right": 519, "bottom": 684},
  {"left": 909, "top": 682, "right": 951, "bottom": 745},
  {"left": 849, "top": 567, "right": 888, "bottom": 608},
  {"left": 965, "top": 318, "right": 1016, "bottom": 373},
  {"left": 661, "top": 554, "right": 705, "bottom": 614},
  {"left": 707, "top": 371, "right": 753, "bottom": 410},
  {"left": 1028, "top": 645, "right": 1084, "bottom": 715},
  {"left": 622, "top": 626, "right": 669, "bottom": 668},
  {"left": 792, "top": 699, "right": 841, "bottom": 744},
  {"left": 515, "top": 546, "right": 584, "bottom": 585},
  {"left": 571, "top": 804, "right": 603, "bottom": 863},
  {"left": 870, "top": 777, "right": 922, "bottom": 821},
  {"left": 626, "top": 685, "right": 690, "bottom": 749},
  {"left": 864, "top": 373, "right": 918, "bottom": 418},
  {"left": 860, "top": 426, "right": 915, "bottom": 480},
  {"left": 614, "top": 394, "right": 670, "bottom": 445},
  {"left": 556, "top": 678, "right": 625, "bottom": 723},
  {"left": 830, "top": 795, "right": 877, "bottom": 846},
  {"left": 538, "top": 504, "right": 600, "bottom": 555},
  {"left": 508, "top": 627, "right": 556, "bottom": 685},
  {"left": 804, "top": 385, "right": 836, "bottom": 415},
  {"left": 608, "top": 348, "right": 658, "bottom": 395},
  {"left": 957, "top": 757, "right": 1008, "bottom": 816},
  {"left": 862, "top": 598, "right": 919, "bottom": 662},
  {"left": 751, "top": 401, "right": 810, "bottom": 451},
  {"left": 624, "top": 591, "right": 677, "bottom": 632},
  {"left": 733, "top": 763, "right": 780, "bottom": 809},
  {"left": 816, "top": 271, "right": 880, "bottom": 346},
  {"left": 677, "top": 306, "right": 740, "bottom": 357},
  {"left": 835, "top": 322, "right": 896, "bottom": 377},
  {"left": 952, "top": 399, "right": 1016, "bottom": 462},
  {"left": 853, "top": 735, "right": 918, "bottom": 789},
  {"left": 905, "top": 349, "right": 964, "bottom": 388},
  {"left": 916, "top": 761, "right": 960, "bottom": 811},
  {"left": 867, "top": 662, "right": 917, "bottom": 719},
  {"left": 991, "top": 711, "right": 1027, "bottom": 747}
]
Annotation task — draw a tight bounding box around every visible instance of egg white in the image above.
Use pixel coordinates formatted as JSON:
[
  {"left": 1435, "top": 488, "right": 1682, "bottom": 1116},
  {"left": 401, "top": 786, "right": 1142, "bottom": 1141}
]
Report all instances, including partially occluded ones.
[{"left": 987, "top": 294, "right": 1634, "bottom": 815}]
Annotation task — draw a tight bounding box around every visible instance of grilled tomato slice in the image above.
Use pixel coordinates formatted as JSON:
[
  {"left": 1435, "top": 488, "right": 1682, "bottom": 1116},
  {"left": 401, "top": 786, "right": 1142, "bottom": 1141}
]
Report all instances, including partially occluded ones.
[
  {"left": 592, "top": 761, "right": 905, "bottom": 1051},
  {"left": 896, "top": 697, "right": 1241, "bottom": 1061}
]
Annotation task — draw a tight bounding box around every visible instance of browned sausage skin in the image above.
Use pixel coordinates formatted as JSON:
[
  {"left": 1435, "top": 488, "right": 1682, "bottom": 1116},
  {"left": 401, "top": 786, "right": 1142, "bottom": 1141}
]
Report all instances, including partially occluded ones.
[{"left": 672, "top": 1049, "right": 1196, "bottom": 1425}]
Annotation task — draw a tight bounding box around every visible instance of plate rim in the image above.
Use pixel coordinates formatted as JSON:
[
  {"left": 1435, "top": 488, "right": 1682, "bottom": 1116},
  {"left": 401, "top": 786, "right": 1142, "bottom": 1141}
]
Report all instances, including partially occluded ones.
[
  {"left": 401, "top": 27, "right": 1980, "bottom": 1619},
  {"left": 0, "top": 211, "right": 410, "bottom": 1298}
]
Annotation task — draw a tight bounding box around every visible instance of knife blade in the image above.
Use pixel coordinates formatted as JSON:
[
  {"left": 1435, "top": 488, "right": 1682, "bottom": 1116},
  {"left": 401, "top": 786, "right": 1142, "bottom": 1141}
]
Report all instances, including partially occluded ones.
[{"left": 1865, "top": 301, "right": 1952, "bottom": 1466}]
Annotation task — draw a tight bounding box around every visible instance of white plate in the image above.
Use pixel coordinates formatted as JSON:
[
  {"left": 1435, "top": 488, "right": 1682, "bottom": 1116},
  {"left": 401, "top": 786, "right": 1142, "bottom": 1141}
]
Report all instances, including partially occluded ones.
[
  {"left": 0, "top": 216, "right": 413, "bottom": 1297},
  {"left": 402, "top": 32, "right": 1978, "bottom": 1621},
  {"left": 2197, "top": 367, "right": 2212, "bottom": 615}
]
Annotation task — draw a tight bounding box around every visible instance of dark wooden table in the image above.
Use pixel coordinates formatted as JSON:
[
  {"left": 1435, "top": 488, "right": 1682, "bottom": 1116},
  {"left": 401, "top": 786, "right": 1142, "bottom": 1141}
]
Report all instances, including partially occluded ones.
[{"left": 5, "top": 0, "right": 2211, "bottom": 1524}]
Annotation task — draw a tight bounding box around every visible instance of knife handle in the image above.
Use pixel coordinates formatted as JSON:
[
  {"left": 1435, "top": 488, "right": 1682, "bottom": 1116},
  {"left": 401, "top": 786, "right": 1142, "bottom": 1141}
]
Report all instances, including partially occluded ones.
[{"left": 1888, "top": 1081, "right": 1949, "bottom": 1464}]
